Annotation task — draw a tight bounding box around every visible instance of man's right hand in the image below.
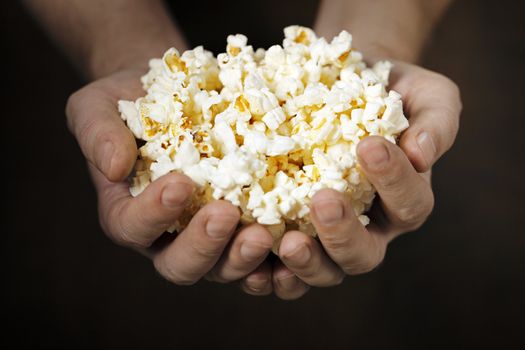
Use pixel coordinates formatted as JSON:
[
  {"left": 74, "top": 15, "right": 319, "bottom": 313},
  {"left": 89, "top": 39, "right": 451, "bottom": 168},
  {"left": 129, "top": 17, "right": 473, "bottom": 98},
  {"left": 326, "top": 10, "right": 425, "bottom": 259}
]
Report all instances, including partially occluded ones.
[{"left": 66, "top": 69, "right": 274, "bottom": 287}]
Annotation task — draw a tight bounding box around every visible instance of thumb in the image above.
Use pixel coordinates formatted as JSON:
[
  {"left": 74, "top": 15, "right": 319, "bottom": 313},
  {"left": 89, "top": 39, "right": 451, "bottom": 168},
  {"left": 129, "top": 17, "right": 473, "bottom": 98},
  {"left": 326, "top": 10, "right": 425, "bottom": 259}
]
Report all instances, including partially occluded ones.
[
  {"left": 390, "top": 63, "right": 462, "bottom": 173},
  {"left": 66, "top": 82, "right": 137, "bottom": 182}
]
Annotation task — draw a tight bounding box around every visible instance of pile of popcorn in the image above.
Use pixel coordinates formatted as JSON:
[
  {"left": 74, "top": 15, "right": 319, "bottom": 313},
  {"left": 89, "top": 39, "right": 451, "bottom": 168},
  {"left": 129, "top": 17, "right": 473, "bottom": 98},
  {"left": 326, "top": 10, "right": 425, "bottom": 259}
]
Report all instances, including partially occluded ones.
[{"left": 118, "top": 26, "right": 408, "bottom": 245}]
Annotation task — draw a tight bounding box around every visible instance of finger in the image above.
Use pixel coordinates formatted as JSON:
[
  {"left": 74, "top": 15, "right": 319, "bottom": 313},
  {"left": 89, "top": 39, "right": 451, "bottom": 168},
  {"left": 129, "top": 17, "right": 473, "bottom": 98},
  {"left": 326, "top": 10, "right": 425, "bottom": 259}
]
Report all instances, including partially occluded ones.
[
  {"left": 66, "top": 78, "right": 140, "bottom": 182},
  {"left": 311, "top": 189, "right": 386, "bottom": 275},
  {"left": 207, "top": 224, "right": 273, "bottom": 283},
  {"left": 91, "top": 164, "right": 194, "bottom": 249},
  {"left": 153, "top": 200, "right": 240, "bottom": 285},
  {"left": 272, "top": 260, "right": 310, "bottom": 300},
  {"left": 279, "top": 231, "right": 345, "bottom": 287},
  {"left": 357, "top": 136, "right": 434, "bottom": 234},
  {"left": 392, "top": 64, "right": 462, "bottom": 172},
  {"left": 240, "top": 261, "right": 273, "bottom": 296}
]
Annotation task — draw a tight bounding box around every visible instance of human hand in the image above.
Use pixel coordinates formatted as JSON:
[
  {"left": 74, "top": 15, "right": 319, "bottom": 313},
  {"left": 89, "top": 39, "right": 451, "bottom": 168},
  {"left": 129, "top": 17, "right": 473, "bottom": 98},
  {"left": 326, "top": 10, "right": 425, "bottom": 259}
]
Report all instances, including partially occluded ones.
[
  {"left": 66, "top": 69, "right": 274, "bottom": 286},
  {"left": 239, "top": 61, "right": 461, "bottom": 299}
]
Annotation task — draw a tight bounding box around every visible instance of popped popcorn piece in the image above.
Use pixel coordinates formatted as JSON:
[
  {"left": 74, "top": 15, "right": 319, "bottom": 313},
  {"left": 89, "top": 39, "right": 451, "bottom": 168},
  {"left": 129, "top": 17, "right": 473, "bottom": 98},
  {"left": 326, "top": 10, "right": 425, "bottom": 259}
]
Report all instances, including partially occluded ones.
[{"left": 118, "top": 26, "right": 409, "bottom": 251}]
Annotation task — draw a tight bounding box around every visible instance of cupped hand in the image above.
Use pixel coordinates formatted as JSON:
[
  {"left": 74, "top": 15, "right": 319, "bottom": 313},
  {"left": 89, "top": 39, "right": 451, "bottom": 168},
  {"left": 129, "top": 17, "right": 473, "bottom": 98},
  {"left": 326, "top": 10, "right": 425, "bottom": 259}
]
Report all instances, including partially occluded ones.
[
  {"left": 241, "top": 61, "right": 462, "bottom": 300},
  {"left": 66, "top": 61, "right": 461, "bottom": 299},
  {"left": 66, "top": 69, "right": 273, "bottom": 286}
]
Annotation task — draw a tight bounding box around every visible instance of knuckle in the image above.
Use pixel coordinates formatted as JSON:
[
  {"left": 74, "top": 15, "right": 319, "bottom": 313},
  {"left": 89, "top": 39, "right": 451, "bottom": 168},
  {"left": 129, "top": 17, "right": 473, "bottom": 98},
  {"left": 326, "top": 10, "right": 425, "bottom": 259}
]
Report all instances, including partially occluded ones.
[
  {"left": 282, "top": 241, "right": 313, "bottom": 267},
  {"left": 396, "top": 206, "right": 425, "bottom": 228},
  {"left": 320, "top": 271, "right": 346, "bottom": 287},
  {"left": 97, "top": 203, "right": 111, "bottom": 237},
  {"left": 344, "top": 241, "right": 386, "bottom": 276},
  {"left": 344, "top": 262, "right": 372, "bottom": 275},
  {"left": 97, "top": 188, "right": 124, "bottom": 239},
  {"left": 107, "top": 201, "right": 152, "bottom": 249},
  {"left": 435, "top": 77, "right": 461, "bottom": 148},
  {"left": 314, "top": 271, "right": 345, "bottom": 287},
  {"left": 98, "top": 213, "right": 113, "bottom": 242},
  {"left": 65, "top": 90, "right": 83, "bottom": 131},
  {"left": 456, "top": 88, "right": 463, "bottom": 114},
  {"left": 344, "top": 256, "right": 381, "bottom": 275},
  {"left": 433, "top": 71, "right": 454, "bottom": 88},
  {"left": 446, "top": 113, "right": 460, "bottom": 138},
  {"left": 396, "top": 191, "right": 434, "bottom": 231},
  {"left": 432, "top": 73, "right": 462, "bottom": 107},
  {"left": 207, "top": 258, "right": 247, "bottom": 283},
  {"left": 376, "top": 171, "right": 402, "bottom": 189},
  {"left": 154, "top": 256, "right": 198, "bottom": 286},
  {"left": 298, "top": 263, "right": 321, "bottom": 280},
  {"left": 442, "top": 75, "right": 461, "bottom": 99},
  {"left": 224, "top": 260, "right": 250, "bottom": 280},
  {"left": 192, "top": 240, "right": 224, "bottom": 259},
  {"left": 92, "top": 130, "right": 116, "bottom": 152},
  {"left": 451, "top": 83, "right": 462, "bottom": 107},
  {"left": 320, "top": 232, "right": 352, "bottom": 254},
  {"left": 133, "top": 209, "right": 170, "bottom": 236},
  {"left": 74, "top": 117, "right": 114, "bottom": 162},
  {"left": 116, "top": 229, "right": 151, "bottom": 249},
  {"left": 439, "top": 111, "right": 460, "bottom": 152},
  {"left": 76, "top": 116, "right": 98, "bottom": 152}
]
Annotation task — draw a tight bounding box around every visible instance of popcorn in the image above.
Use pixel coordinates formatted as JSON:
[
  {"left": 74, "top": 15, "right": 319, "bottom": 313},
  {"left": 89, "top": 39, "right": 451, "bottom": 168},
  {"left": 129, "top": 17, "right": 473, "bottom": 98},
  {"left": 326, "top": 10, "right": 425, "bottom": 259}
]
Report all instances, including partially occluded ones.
[{"left": 118, "top": 26, "right": 409, "bottom": 251}]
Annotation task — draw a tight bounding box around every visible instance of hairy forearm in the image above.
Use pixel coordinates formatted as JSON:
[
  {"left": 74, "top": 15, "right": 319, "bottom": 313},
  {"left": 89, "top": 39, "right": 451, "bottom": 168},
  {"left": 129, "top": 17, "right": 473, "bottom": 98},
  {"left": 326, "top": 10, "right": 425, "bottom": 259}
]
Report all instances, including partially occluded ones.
[
  {"left": 23, "top": 0, "right": 188, "bottom": 79},
  {"left": 315, "top": 0, "right": 452, "bottom": 62}
]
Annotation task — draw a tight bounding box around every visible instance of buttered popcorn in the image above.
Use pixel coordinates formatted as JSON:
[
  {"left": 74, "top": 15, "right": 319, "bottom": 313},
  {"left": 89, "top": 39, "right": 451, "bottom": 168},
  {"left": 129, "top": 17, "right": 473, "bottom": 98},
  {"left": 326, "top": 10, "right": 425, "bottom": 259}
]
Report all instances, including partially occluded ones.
[{"left": 118, "top": 26, "right": 409, "bottom": 247}]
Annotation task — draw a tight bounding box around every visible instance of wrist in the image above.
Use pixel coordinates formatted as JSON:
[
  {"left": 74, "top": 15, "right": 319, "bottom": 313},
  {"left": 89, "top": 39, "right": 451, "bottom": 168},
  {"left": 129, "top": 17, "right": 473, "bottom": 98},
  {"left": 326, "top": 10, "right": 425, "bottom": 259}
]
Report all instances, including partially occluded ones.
[
  {"left": 314, "top": 23, "right": 421, "bottom": 64},
  {"left": 356, "top": 40, "right": 419, "bottom": 64},
  {"left": 84, "top": 0, "right": 189, "bottom": 80},
  {"left": 88, "top": 33, "right": 189, "bottom": 80},
  {"left": 88, "top": 44, "right": 158, "bottom": 80},
  {"left": 314, "top": 0, "right": 451, "bottom": 65}
]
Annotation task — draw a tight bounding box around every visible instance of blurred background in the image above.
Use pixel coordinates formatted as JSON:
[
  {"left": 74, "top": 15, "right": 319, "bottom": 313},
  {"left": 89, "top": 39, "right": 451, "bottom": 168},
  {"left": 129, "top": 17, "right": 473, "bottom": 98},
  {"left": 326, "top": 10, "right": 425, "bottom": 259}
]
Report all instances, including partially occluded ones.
[{"left": 3, "top": 0, "right": 525, "bottom": 349}]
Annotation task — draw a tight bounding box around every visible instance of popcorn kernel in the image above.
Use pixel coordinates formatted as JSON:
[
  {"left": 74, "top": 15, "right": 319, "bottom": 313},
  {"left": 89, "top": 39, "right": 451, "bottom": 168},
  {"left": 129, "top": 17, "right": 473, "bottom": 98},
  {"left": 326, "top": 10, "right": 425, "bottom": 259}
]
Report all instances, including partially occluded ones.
[{"left": 118, "top": 26, "right": 409, "bottom": 246}]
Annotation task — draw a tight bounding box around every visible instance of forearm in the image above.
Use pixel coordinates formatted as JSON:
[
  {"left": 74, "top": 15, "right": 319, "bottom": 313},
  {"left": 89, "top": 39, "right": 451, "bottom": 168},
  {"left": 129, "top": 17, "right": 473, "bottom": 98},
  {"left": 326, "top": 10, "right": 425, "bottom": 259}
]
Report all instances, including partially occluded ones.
[
  {"left": 23, "top": 0, "right": 188, "bottom": 79},
  {"left": 314, "top": 0, "right": 452, "bottom": 62}
]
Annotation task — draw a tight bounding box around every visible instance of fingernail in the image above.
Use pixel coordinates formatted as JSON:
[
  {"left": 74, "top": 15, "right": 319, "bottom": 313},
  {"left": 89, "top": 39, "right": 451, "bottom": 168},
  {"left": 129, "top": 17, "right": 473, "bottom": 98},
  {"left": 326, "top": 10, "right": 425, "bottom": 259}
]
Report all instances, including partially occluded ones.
[
  {"left": 360, "top": 143, "right": 389, "bottom": 169},
  {"left": 277, "top": 274, "right": 299, "bottom": 290},
  {"left": 99, "top": 141, "right": 114, "bottom": 174},
  {"left": 313, "top": 199, "right": 344, "bottom": 226},
  {"left": 240, "top": 242, "right": 269, "bottom": 261},
  {"left": 417, "top": 131, "right": 436, "bottom": 167},
  {"left": 206, "top": 216, "right": 238, "bottom": 239},
  {"left": 284, "top": 244, "right": 311, "bottom": 265},
  {"left": 161, "top": 182, "right": 192, "bottom": 208},
  {"left": 246, "top": 276, "right": 268, "bottom": 292}
]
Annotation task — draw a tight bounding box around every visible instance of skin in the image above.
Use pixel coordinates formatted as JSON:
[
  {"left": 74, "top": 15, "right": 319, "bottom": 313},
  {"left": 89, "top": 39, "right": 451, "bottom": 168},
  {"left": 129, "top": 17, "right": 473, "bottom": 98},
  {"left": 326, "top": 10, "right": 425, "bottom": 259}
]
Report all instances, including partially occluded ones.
[
  {"left": 238, "top": 61, "right": 461, "bottom": 299},
  {"left": 25, "top": 0, "right": 461, "bottom": 299}
]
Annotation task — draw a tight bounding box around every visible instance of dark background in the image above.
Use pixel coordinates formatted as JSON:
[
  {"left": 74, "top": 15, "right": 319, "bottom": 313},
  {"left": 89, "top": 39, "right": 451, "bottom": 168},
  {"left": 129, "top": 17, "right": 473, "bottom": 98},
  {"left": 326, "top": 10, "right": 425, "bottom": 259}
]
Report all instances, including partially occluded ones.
[{"left": 3, "top": 0, "right": 525, "bottom": 349}]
